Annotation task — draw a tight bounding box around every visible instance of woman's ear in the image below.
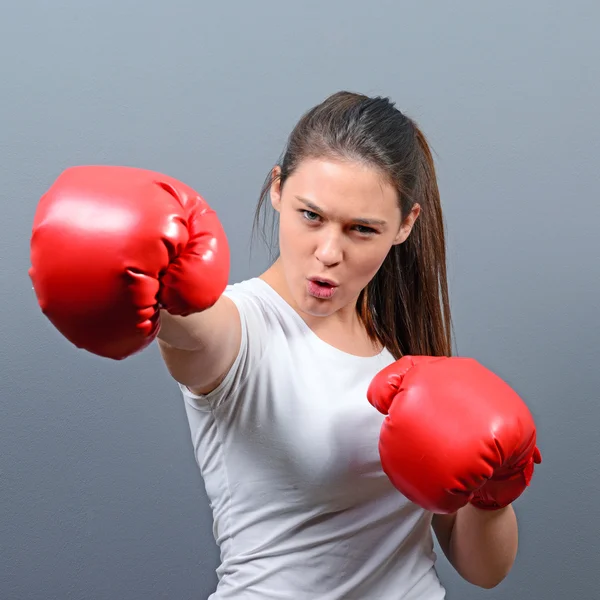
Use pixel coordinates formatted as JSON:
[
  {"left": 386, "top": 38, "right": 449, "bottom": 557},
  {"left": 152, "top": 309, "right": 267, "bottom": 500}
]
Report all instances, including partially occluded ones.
[
  {"left": 393, "top": 203, "right": 421, "bottom": 245},
  {"left": 270, "top": 166, "right": 282, "bottom": 212}
]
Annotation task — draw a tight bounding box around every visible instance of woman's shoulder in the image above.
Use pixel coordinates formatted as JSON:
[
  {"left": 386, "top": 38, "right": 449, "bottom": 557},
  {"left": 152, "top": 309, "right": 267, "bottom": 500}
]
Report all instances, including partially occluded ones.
[
  {"left": 217, "top": 277, "right": 288, "bottom": 340},
  {"left": 224, "top": 277, "right": 291, "bottom": 319},
  {"left": 224, "top": 277, "right": 267, "bottom": 297}
]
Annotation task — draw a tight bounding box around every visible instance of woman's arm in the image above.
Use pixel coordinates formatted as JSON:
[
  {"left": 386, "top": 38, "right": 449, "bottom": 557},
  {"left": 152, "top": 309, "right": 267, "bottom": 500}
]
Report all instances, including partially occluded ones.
[
  {"left": 157, "top": 296, "right": 242, "bottom": 395},
  {"left": 432, "top": 503, "right": 518, "bottom": 589}
]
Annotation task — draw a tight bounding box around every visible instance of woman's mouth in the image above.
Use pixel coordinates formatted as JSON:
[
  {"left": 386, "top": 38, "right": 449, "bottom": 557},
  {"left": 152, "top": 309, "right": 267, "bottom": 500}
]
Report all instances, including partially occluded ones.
[{"left": 306, "top": 278, "right": 338, "bottom": 299}]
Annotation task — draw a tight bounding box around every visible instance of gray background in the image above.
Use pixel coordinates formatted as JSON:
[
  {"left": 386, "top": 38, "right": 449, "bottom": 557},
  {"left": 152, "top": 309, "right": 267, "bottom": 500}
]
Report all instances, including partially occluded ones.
[{"left": 2, "top": 1, "right": 599, "bottom": 598}]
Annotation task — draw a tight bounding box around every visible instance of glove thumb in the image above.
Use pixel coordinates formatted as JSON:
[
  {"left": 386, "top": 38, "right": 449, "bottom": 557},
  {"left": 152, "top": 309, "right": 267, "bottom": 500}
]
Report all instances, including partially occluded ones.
[{"left": 367, "top": 355, "right": 441, "bottom": 414}]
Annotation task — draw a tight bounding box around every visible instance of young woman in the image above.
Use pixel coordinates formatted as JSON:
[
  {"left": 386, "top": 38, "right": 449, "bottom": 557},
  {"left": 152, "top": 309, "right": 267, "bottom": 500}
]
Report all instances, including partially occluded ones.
[{"left": 30, "top": 91, "right": 541, "bottom": 599}]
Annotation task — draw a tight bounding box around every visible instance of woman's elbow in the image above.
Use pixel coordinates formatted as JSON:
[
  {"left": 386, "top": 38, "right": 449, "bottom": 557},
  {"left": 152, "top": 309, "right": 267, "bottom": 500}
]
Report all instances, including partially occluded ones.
[{"left": 466, "top": 566, "right": 512, "bottom": 590}]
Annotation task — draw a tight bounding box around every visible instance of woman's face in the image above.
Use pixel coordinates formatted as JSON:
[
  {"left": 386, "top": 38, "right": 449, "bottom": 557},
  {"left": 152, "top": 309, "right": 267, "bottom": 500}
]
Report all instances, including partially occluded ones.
[{"left": 270, "top": 157, "right": 420, "bottom": 319}]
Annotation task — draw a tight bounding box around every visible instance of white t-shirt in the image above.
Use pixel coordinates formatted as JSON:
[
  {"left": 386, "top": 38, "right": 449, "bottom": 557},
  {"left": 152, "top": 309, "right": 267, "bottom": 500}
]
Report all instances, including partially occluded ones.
[{"left": 178, "top": 278, "right": 446, "bottom": 600}]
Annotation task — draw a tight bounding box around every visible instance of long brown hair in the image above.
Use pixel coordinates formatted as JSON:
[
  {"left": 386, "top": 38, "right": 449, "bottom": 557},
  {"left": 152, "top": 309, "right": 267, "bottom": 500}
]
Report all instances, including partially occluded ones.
[{"left": 253, "top": 91, "right": 452, "bottom": 359}]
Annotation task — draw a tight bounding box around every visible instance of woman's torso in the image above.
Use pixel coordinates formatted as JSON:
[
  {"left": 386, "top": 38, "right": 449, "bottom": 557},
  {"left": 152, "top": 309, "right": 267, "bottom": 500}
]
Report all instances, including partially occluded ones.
[{"left": 178, "top": 278, "right": 446, "bottom": 599}]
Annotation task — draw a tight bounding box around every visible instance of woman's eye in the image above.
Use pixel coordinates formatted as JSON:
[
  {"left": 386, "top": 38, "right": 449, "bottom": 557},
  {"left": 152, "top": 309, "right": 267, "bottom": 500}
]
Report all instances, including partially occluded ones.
[
  {"left": 354, "top": 225, "right": 377, "bottom": 235},
  {"left": 302, "top": 210, "right": 320, "bottom": 222}
]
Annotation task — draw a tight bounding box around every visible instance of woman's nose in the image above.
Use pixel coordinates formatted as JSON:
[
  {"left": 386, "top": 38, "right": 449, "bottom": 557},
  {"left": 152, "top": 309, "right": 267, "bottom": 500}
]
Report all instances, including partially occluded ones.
[{"left": 314, "top": 231, "right": 343, "bottom": 266}]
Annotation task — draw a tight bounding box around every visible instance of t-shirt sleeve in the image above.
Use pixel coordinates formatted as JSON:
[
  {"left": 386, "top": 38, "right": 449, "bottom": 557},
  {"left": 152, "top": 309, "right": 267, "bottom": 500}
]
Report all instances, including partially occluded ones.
[{"left": 177, "top": 282, "right": 271, "bottom": 410}]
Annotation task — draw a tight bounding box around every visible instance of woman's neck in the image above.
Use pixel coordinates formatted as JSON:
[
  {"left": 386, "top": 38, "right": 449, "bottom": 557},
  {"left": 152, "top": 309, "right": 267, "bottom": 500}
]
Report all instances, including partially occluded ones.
[{"left": 259, "top": 260, "right": 382, "bottom": 357}]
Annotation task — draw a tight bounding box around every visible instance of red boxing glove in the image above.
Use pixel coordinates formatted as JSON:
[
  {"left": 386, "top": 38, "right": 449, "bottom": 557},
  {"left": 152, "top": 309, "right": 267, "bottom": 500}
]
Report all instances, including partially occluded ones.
[
  {"left": 367, "top": 356, "right": 542, "bottom": 514},
  {"left": 29, "top": 165, "right": 230, "bottom": 360}
]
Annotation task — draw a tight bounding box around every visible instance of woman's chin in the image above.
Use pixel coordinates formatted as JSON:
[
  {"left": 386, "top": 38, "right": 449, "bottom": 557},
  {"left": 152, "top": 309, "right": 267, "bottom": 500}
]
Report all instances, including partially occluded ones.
[{"left": 295, "top": 291, "right": 343, "bottom": 318}]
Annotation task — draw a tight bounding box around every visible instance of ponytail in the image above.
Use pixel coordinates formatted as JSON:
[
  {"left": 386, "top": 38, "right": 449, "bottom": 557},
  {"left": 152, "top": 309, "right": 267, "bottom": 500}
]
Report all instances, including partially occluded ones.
[{"left": 357, "top": 125, "right": 452, "bottom": 359}]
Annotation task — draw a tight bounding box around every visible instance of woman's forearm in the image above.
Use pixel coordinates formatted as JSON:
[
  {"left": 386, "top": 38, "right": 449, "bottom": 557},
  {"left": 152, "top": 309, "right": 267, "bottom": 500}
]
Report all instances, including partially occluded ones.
[
  {"left": 157, "top": 310, "right": 207, "bottom": 350},
  {"left": 443, "top": 503, "right": 518, "bottom": 589}
]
